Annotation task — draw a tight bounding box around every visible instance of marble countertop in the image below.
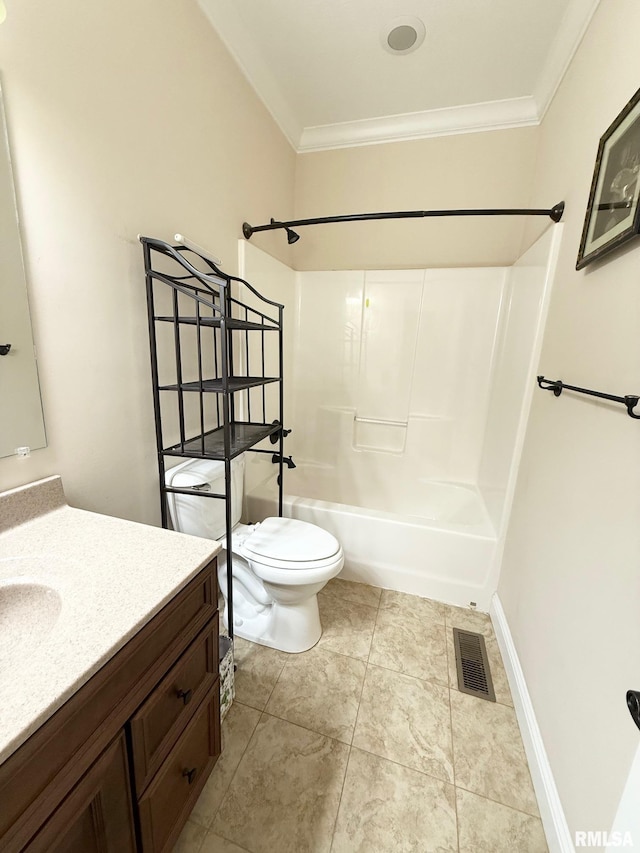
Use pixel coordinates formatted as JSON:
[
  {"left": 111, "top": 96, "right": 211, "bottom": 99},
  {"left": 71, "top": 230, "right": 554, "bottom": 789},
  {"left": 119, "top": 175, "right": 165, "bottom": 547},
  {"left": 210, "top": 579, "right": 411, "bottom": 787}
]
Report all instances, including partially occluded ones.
[{"left": 0, "top": 476, "right": 220, "bottom": 765}]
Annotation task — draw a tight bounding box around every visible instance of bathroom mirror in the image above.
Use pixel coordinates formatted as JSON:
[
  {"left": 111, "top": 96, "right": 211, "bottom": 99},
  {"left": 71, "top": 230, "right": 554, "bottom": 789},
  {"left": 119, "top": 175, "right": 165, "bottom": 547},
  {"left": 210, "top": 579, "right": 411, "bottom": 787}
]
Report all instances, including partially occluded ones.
[{"left": 0, "top": 82, "right": 46, "bottom": 458}]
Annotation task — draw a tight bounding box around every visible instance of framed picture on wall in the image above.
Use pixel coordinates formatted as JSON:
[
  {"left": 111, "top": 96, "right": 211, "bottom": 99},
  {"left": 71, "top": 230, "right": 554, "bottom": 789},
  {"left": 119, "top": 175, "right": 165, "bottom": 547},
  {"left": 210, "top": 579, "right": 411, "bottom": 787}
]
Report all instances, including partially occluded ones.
[{"left": 576, "top": 86, "right": 640, "bottom": 270}]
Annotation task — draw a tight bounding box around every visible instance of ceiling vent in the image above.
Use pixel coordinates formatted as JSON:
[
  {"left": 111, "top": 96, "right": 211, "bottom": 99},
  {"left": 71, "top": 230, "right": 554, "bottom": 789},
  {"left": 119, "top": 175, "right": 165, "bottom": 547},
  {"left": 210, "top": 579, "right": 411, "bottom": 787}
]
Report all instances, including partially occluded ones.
[{"left": 381, "top": 16, "right": 426, "bottom": 55}]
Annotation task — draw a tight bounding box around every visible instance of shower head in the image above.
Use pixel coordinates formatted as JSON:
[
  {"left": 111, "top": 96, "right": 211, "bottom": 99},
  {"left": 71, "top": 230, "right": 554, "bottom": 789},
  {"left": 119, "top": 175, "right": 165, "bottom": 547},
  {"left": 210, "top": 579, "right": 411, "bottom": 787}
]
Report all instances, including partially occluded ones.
[{"left": 242, "top": 220, "right": 301, "bottom": 244}]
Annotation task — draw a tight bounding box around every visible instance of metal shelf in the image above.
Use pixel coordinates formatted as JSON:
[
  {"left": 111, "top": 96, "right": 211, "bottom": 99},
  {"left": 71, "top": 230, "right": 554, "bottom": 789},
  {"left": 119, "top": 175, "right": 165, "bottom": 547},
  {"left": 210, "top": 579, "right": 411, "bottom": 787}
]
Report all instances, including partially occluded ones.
[
  {"left": 141, "top": 235, "right": 287, "bottom": 644},
  {"left": 158, "top": 377, "right": 279, "bottom": 393},
  {"left": 162, "top": 422, "right": 281, "bottom": 460},
  {"left": 155, "top": 316, "right": 278, "bottom": 331}
]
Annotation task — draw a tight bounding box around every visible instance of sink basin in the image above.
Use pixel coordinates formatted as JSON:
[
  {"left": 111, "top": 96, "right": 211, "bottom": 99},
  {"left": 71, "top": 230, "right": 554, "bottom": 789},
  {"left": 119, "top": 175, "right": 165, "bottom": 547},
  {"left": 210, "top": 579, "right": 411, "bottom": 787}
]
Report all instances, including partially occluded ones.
[{"left": 0, "top": 580, "right": 62, "bottom": 662}]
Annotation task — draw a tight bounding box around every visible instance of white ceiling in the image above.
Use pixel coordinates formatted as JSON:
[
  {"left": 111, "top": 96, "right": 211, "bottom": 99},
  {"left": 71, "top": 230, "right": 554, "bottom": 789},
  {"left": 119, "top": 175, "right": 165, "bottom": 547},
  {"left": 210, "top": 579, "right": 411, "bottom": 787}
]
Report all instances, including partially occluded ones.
[{"left": 198, "top": 0, "right": 600, "bottom": 152}]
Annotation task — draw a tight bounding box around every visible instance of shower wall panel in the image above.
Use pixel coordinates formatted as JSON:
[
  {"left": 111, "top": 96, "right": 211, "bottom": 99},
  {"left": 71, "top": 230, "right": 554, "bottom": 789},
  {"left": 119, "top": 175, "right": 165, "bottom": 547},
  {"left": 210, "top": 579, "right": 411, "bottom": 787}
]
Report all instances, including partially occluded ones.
[
  {"left": 410, "top": 269, "right": 506, "bottom": 480},
  {"left": 293, "top": 266, "right": 506, "bottom": 488},
  {"left": 478, "top": 227, "right": 560, "bottom": 533},
  {"left": 358, "top": 273, "right": 423, "bottom": 424},
  {"left": 238, "top": 241, "right": 297, "bottom": 498}
]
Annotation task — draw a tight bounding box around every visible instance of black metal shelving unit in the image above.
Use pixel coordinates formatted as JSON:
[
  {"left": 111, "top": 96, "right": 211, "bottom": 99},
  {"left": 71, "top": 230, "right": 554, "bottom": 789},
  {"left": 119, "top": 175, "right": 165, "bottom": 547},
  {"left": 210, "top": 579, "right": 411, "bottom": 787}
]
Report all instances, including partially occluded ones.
[{"left": 141, "top": 236, "right": 286, "bottom": 640}]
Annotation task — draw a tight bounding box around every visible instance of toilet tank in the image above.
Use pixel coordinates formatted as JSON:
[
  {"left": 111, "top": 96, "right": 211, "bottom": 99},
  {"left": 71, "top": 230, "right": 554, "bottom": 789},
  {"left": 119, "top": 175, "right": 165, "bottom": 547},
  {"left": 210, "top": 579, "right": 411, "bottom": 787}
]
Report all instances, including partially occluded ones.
[{"left": 165, "top": 455, "right": 245, "bottom": 541}]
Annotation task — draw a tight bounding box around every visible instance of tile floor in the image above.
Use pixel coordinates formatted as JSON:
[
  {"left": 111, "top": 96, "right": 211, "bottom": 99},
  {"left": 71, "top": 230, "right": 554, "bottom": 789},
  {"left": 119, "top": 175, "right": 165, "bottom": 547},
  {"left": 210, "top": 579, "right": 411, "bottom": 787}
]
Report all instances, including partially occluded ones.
[{"left": 173, "top": 578, "right": 548, "bottom": 853}]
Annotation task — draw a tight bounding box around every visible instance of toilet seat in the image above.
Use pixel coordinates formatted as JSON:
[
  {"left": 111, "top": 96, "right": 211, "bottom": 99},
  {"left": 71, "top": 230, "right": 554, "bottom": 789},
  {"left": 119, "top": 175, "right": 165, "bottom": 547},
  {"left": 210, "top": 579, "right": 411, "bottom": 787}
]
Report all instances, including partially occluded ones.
[
  {"left": 240, "top": 516, "right": 343, "bottom": 585},
  {"left": 242, "top": 517, "right": 340, "bottom": 562},
  {"left": 243, "top": 548, "right": 345, "bottom": 586}
]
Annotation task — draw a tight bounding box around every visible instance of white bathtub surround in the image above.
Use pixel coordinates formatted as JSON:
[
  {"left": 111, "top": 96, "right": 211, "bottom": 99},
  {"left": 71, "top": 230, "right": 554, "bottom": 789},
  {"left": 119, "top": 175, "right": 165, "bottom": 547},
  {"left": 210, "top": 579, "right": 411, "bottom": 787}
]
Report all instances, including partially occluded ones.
[
  {"left": 479, "top": 226, "right": 562, "bottom": 596},
  {"left": 0, "top": 476, "right": 220, "bottom": 763},
  {"left": 354, "top": 270, "right": 424, "bottom": 453},
  {"left": 237, "top": 243, "right": 297, "bottom": 500},
  {"left": 241, "top": 229, "right": 561, "bottom": 609},
  {"left": 290, "top": 267, "right": 506, "bottom": 480},
  {"left": 248, "top": 472, "right": 496, "bottom": 610}
]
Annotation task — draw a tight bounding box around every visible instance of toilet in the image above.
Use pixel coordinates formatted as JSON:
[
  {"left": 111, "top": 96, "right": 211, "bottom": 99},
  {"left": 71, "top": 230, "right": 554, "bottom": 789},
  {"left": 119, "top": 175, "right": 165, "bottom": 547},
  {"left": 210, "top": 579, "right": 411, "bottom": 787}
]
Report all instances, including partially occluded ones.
[{"left": 165, "top": 455, "right": 344, "bottom": 653}]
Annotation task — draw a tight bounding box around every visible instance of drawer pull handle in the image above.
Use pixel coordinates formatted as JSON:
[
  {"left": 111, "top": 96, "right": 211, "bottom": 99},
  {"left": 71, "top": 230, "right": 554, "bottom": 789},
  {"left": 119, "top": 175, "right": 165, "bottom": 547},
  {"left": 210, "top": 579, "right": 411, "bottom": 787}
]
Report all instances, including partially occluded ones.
[
  {"left": 182, "top": 767, "right": 197, "bottom": 785},
  {"left": 177, "top": 688, "right": 193, "bottom": 705}
]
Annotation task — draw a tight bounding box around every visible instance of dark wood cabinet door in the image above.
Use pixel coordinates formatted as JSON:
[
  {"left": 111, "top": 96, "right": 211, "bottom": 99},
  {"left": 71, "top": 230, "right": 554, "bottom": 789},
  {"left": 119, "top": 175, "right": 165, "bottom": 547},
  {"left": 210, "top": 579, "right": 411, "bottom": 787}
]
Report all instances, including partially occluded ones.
[{"left": 24, "top": 733, "right": 136, "bottom": 853}]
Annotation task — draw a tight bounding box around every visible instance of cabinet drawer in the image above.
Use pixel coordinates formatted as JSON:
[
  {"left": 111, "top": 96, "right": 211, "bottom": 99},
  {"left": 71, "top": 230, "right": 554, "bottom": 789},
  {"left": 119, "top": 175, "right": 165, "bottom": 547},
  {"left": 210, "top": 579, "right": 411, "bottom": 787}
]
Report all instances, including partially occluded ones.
[
  {"left": 130, "top": 618, "right": 219, "bottom": 794},
  {"left": 138, "top": 685, "right": 220, "bottom": 853}
]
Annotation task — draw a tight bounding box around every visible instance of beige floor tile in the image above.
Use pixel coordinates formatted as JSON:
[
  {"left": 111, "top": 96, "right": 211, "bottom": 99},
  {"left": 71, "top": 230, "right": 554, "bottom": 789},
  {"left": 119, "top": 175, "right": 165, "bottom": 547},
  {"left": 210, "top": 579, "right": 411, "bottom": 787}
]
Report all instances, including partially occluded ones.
[
  {"left": 332, "top": 748, "right": 458, "bottom": 853},
  {"left": 172, "top": 819, "right": 208, "bottom": 853},
  {"left": 446, "top": 627, "right": 513, "bottom": 707},
  {"left": 379, "top": 588, "right": 446, "bottom": 623},
  {"left": 190, "top": 702, "right": 261, "bottom": 829},
  {"left": 446, "top": 604, "right": 495, "bottom": 638},
  {"left": 212, "top": 714, "right": 349, "bottom": 853},
  {"left": 353, "top": 664, "right": 454, "bottom": 782},
  {"left": 320, "top": 576, "right": 382, "bottom": 609},
  {"left": 369, "top": 608, "right": 448, "bottom": 685},
  {"left": 265, "top": 646, "right": 366, "bottom": 743},
  {"left": 457, "top": 788, "right": 548, "bottom": 852},
  {"left": 233, "top": 637, "right": 289, "bottom": 710},
  {"left": 200, "top": 832, "right": 250, "bottom": 852},
  {"left": 317, "top": 594, "right": 378, "bottom": 660},
  {"left": 451, "top": 690, "right": 539, "bottom": 816}
]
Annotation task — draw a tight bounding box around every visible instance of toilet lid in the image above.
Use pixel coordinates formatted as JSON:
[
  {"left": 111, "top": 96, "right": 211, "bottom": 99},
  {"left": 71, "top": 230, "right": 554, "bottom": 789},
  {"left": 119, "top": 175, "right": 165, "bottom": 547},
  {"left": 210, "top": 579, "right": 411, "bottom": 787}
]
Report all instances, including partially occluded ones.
[{"left": 242, "top": 517, "right": 340, "bottom": 563}]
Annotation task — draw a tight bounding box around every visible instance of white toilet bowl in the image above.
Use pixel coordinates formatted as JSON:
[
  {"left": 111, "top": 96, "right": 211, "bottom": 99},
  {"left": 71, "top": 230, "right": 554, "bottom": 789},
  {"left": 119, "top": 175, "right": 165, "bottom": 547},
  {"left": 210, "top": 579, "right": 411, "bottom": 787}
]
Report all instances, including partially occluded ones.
[{"left": 165, "top": 457, "right": 344, "bottom": 653}]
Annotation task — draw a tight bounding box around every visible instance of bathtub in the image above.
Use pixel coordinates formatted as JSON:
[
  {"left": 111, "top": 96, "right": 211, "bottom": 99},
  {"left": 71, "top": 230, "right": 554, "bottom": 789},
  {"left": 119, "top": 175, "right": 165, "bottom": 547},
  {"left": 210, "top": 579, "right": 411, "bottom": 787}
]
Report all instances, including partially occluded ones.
[{"left": 245, "top": 464, "right": 497, "bottom": 611}]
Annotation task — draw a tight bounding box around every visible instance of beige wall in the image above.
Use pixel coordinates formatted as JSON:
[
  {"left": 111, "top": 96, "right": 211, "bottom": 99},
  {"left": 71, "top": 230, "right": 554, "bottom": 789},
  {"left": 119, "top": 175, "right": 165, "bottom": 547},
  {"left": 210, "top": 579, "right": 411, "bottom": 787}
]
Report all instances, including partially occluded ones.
[
  {"left": 0, "top": 0, "right": 295, "bottom": 521},
  {"left": 2, "top": 0, "right": 638, "bottom": 835},
  {"left": 292, "top": 127, "right": 541, "bottom": 270},
  {"left": 498, "top": 0, "right": 640, "bottom": 841}
]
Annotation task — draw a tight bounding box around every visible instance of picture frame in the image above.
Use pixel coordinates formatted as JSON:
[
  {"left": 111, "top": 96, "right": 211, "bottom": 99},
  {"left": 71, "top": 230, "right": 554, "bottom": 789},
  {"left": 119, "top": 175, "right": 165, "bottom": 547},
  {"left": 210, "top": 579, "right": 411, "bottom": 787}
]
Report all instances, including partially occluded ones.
[{"left": 576, "top": 86, "right": 640, "bottom": 270}]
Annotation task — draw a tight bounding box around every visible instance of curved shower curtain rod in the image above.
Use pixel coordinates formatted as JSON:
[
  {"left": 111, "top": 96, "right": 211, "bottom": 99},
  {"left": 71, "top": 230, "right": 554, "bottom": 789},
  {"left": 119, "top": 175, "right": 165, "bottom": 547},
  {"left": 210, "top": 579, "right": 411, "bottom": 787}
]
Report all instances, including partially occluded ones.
[{"left": 242, "top": 201, "right": 565, "bottom": 244}]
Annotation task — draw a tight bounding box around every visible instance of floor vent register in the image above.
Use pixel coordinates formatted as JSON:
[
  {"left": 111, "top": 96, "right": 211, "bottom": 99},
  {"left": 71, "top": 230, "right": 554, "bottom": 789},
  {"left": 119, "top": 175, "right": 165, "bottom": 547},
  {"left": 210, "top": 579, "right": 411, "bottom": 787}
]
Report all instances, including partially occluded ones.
[{"left": 452, "top": 628, "right": 496, "bottom": 701}]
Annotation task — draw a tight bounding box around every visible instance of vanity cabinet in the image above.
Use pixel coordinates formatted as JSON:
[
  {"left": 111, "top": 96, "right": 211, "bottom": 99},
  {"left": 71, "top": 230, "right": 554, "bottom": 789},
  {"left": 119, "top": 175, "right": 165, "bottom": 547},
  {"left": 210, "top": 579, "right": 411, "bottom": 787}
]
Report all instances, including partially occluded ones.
[
  {"left": 0, "top": 559, "right": 221, "bottom": 853},
  {"left": 23, "top": 733, "right": 137, "bottom": 853}
]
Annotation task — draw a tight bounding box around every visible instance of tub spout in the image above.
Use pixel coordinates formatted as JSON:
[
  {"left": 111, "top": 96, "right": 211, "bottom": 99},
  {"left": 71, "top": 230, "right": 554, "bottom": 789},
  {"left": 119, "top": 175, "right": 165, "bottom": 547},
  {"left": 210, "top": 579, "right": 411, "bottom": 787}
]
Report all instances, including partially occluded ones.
[{"left": 272, "top": 453, "right": 296, "bottom": 469}]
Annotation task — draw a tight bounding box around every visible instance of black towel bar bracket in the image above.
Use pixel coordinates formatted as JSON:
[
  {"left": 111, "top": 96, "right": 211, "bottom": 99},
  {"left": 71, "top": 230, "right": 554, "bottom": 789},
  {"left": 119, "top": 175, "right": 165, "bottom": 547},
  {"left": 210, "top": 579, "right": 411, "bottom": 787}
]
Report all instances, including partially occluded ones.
[{"left": 537, "top": 376, "right": 640, "bottom": 419}]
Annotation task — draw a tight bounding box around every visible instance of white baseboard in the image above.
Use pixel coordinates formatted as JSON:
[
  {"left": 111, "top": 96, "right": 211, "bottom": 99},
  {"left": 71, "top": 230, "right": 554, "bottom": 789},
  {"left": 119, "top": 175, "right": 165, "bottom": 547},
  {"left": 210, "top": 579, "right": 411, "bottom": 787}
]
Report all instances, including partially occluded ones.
[{"left": 490, "top": 594, "right": 574, "bottom": 853}]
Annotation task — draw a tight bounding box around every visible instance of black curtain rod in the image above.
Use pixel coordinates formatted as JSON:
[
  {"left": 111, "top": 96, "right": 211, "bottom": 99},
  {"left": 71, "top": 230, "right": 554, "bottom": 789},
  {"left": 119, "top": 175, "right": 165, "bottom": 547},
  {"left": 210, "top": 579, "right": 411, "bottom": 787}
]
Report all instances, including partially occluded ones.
[{"left": 242, "top": 201, "right": 565, "bottom": 243}]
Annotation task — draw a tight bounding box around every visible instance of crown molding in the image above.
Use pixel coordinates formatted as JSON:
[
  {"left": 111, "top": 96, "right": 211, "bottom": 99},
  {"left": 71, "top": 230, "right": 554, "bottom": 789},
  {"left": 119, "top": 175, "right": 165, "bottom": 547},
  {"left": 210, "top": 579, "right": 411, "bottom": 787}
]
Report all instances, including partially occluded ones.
[
  {"left": 199, "top": 0, "right": 599, "bottom": 154},
  {"left": 297, "top": 97, "right": 540, "bottom": 153},
  {"left": 534, "top": 0, "right": 602, "bottom": 120}
]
